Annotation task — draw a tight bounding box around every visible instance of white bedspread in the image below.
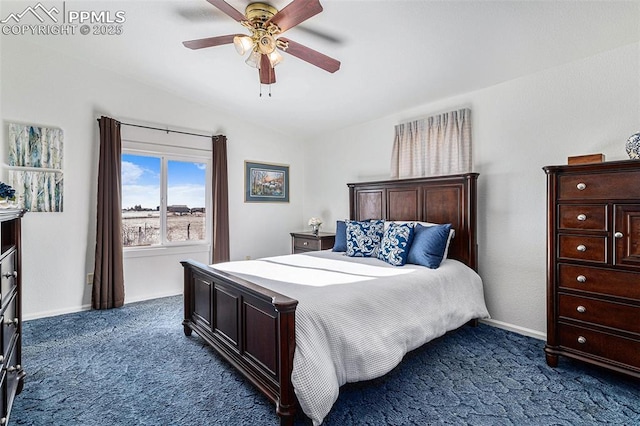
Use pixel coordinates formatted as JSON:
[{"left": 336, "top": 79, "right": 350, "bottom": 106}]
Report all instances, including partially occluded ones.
[{"left": 214, "top": 250, "right": 490, "bottom": 425}]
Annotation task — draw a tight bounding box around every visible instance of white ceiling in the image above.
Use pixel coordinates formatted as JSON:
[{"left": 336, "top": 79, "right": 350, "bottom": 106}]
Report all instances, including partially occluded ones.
[{"left": 7, "top": 0, "right": 640, "bottom": 139}]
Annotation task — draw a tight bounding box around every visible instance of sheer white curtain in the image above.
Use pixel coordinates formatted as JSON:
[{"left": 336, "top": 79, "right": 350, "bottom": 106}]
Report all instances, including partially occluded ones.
[{"left": 391, "top": 108, "right": 472, "bottom": 178}]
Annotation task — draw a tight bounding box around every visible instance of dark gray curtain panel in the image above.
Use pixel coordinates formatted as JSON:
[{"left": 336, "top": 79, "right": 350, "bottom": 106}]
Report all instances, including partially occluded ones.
[
  {"left": 211, "top": 135, "right": 230, "bottom": 264},
  {"left": 93, "top": 116, "right": 125, "bottom": 309}
]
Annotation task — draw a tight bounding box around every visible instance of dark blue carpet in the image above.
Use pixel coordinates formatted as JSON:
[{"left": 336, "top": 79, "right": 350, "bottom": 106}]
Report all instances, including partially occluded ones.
[{"left": 12, "top": 296, "right": 639, "bottom": 425}]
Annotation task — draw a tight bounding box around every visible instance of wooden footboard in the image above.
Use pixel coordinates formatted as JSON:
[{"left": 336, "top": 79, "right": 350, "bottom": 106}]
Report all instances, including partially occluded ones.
[{"left": 181, "top": 260, "right": 298, "bottom": 425}]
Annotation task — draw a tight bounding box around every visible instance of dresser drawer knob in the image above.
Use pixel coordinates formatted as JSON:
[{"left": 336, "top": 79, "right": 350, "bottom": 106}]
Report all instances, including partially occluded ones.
[
  {"left": 0, "top": 417, "right": 6, "bottom": 425},
  {"left": 576, "top": 214, "right": 587, "bottom": 221},
  {"left": 576, "top": 305, "right": 586, "bottom": 313},
  {"left": 577, "top": 336, "right": 587, "bottom": 344},
  {"left": 576, "top": 275, "right": 587, "bottom": 283},
  {"left": 576, "top": 245, "right": 587, "bottom": 252},
  {"left": 614, "top": 232, "right": 623, "bottom": 239},
  {"left": 303, "top": 241, "right": 308, "bottom": 246},
  {"left": 1, "top": 271, "right": 16, "bottom": 279},
  {"left": 576, "top": 183, "right": 587, "bottom": 191}
]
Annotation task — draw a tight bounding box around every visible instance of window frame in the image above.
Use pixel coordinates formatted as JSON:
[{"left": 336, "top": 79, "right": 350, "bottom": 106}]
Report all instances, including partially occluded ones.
[{"left": 121, "top": 143, "right": 211, "bottom": 255}]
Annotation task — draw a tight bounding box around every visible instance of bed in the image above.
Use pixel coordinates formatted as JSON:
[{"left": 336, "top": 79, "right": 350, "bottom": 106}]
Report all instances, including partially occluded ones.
[{"left": 181, "top": 173, "right": 488, "bottom": 425}]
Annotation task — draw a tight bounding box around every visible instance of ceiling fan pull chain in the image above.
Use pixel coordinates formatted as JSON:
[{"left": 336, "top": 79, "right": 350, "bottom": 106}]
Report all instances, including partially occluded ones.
[{"left": 258, "top": 83, "right": 272, "bottom": 98}]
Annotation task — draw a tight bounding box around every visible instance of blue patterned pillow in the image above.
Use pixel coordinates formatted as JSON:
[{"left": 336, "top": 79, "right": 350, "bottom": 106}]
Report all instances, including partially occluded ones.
[
  {"left": 407, "top": 223, "right": 452, "bottom": 269},
  {"left": 345, "top": 220, "right": 384, "bottom": 257},
  {"left": 377, "top": 223, "right": 415, "bottom": 266}
]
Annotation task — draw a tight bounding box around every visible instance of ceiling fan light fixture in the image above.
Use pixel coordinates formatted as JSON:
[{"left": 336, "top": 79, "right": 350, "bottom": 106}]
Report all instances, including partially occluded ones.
[
  {"left": 245, "top": 50, "right": 262, "bottom": 69},
  {"left": 268, "top": 50, "right": 283, "bottom": 67},
  {"left": 233, "top": 35, "right": 254, "bottom": 55}
]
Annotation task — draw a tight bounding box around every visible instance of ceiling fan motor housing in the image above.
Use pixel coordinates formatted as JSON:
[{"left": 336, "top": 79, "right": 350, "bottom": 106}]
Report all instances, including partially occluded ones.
[{"left": 245, "top": 3, "right": 278, "bottom": 26}]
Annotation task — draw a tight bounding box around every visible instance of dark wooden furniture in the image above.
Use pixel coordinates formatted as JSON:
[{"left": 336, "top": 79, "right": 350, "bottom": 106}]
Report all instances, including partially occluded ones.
[
  {"left": 0, "top": 209, "right": 25, "bottom": 425},
  {"left": 544, "top": 160, "right": 640, "bottom": 378},
  {"left": 182, "top": 172, "right": 479, "bottom": 425},
  {"left": 290, "top": 232, "right": 335, "bottom": 254},
  {"left": 348, "top": 173, "right": 478, "bottom": 270}
]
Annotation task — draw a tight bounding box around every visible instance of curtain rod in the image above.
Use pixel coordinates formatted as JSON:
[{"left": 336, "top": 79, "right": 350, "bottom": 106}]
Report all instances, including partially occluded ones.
[{"left": 96, "top": 118, "right": 216, "bottom": 139}]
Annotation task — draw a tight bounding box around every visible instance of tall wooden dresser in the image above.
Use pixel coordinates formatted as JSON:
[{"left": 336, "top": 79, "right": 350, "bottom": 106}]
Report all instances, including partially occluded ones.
[
  {"left": 0, "top": 210, "right": 25, "bottom": 424},
  {"left": 543, "top": 160, "right": 640, "bottom": 378}
]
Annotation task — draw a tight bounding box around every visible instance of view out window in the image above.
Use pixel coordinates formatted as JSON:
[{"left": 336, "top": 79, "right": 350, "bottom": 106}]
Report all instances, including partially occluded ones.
[{"left": 121, "top": 153, "right": 208, "bottom": 247}]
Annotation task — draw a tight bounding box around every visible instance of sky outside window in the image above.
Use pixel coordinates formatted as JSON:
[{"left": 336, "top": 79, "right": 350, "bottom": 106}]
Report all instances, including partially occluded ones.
[
  {"left": 121, "top": 154, "right": 206, "bottom": 210},
  {"left": 168, "top": 160, "right": 206, "bottom": 209}
]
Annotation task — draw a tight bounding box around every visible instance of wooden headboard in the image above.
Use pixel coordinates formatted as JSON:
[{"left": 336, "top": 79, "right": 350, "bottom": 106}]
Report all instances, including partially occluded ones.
[{"left": 347, "top": 173, "right": 479, "bottom": 271}]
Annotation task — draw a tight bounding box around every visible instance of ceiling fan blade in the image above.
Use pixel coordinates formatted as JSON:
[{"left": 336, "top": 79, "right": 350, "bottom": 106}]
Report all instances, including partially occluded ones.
[
  {"left": 205, "top": 0, "right": 246, "bottom": 22},
  {"left": 267, "top": 0, "right": 323, "bottom": 33},
  {"left": 259, "top": 55, "right": 276, "bottom": 84},
  {"left": 183, "top": 34, "right": 243, "bottom": 50},
  {"left": 278, "top": 37, "right": 340, "bottom": 73}
]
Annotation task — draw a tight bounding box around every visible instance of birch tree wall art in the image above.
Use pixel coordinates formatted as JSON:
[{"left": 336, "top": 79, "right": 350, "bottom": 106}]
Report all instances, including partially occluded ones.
[{"left": 7, "top": 123, "right": 64, "bottom": 212}]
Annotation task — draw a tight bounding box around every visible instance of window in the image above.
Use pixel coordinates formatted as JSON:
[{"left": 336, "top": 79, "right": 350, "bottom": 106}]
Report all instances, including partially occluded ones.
[{"left": 121, "top": 152, "right": 209, "bottom": 248}]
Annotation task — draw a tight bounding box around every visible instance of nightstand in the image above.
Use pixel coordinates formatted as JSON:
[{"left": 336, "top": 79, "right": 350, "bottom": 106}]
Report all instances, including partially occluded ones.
[{"left": 290, "top": 232, "right": 336, "bottom": 254}]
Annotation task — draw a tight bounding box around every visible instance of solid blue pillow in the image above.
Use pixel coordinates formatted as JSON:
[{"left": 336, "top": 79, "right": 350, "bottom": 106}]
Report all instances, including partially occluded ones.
[
  {"left": 406, "top": 223, "right": 452, "bottom": 269},
  {"left": 332, "top": 220, "right": 347, "bottom": 252},
  {"left": 345, "top": 220, "right": 384, "bottom": 257},
  {"left": 377, "top": 223, "right": 415, "bottom": 266}
]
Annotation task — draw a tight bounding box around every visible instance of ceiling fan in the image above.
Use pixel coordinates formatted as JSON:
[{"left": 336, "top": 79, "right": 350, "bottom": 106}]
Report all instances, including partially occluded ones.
[{"left": 182, "top": 0, "right": 341, "bottom": 86}]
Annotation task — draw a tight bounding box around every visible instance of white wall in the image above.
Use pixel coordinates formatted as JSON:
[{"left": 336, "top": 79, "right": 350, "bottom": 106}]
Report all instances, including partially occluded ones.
[
  {"left": 1, "top": 39, "right": 304, "bottom": 319},
  {"left": 303, "top": 43, "right": 640, "bottom": 338}
]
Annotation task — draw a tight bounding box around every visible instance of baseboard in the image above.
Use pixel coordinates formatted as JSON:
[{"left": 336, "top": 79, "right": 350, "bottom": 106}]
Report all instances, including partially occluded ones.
[
  {"left": 125, "top": 291, "right": 182, "bottom": 305},
  {"left": 481, "top": 318, "right": 546, "bottom": 341},
  {"left": 23, "top": 291, "right": 183, "bottom": 321},
  {"left": 24, "top": 304, "right": 93, "bottom": 321}
]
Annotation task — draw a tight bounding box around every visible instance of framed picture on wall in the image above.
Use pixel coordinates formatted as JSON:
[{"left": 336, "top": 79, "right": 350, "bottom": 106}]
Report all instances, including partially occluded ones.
[{"left": 244, "top": 161, "right": 289, "bottom": 203}]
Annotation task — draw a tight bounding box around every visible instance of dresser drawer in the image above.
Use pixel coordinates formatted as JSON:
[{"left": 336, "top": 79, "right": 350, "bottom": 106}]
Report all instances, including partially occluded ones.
[
  {"left": 558, "top": 294, "right": 640, "bottom": 334},
  {"left": 1, "top": 293, "right": 17, "bottom": 358},
  {"left": 558, "top": 170, "right": 640, "bottom": 200},
  {"left": 558, "top": 235, "right": 607, "bottom": 263},
  {"left": 294, "top": 237, "right": 321, "bottom": 252},
  {"left": 558, "top": 323, "right": 640, "bottom": 369},
  {"left": 0, "top": 251, "right": 16, "bottom": 308},
  {"left": 558, "top": 204, "right": 607, "bottom": 231},
  {"left": 3, "top": 341, "right": 20, "bottom": 411},
  {"left": 558, "top": 264, "right": 640, "bottom": 300}
]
